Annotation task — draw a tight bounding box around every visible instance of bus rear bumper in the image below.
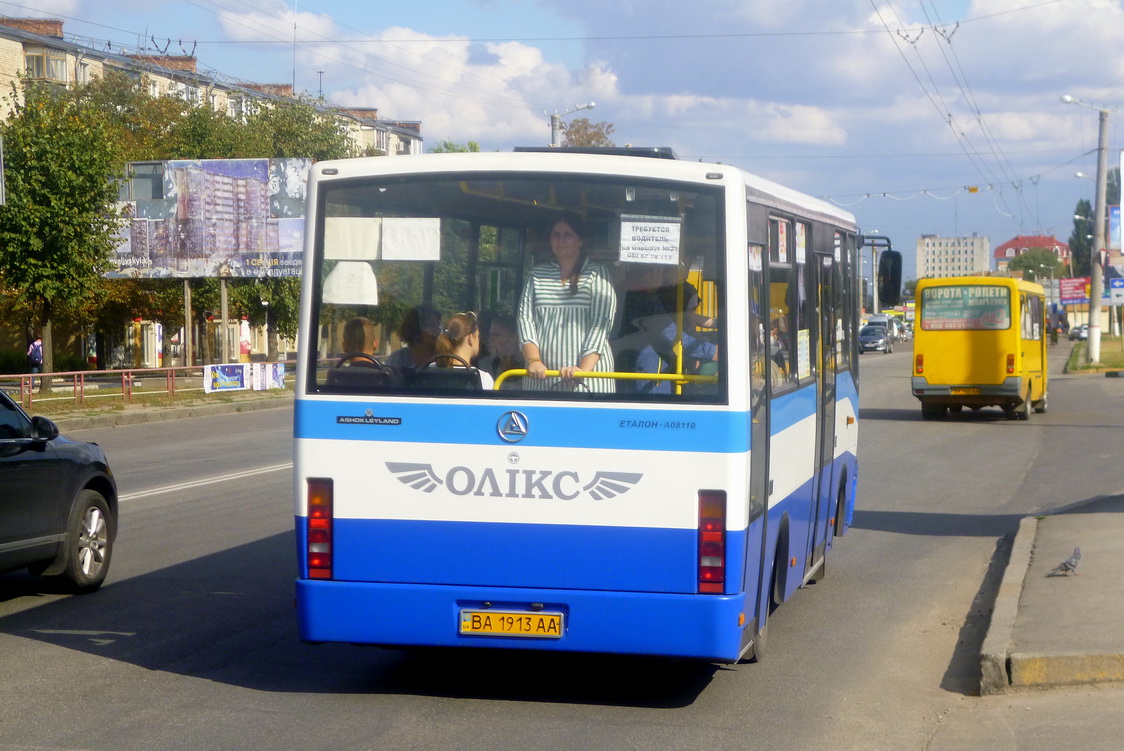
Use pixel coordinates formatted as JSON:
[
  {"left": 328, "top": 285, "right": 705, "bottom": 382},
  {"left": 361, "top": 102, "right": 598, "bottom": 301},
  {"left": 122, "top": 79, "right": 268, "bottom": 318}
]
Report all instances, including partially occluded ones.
[
  {"left": 911, "top": 376, "right": 1023, "bottom": 406},
  {"left": 296, "top": 579, "right": 750, "bottom": 663}
]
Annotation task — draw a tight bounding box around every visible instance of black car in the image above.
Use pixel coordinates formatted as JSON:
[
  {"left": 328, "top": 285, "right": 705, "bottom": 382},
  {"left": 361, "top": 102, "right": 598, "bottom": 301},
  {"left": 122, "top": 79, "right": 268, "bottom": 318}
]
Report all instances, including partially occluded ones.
[{"left": 0, "top": 390, "right": 117, "bottom": 592}]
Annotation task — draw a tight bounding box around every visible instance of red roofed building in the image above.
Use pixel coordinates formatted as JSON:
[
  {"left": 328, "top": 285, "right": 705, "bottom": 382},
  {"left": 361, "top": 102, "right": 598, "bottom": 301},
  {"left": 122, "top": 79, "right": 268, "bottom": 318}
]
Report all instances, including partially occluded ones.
[{"left": 993, "top": 235, "right": 1069, "bottom": 272}]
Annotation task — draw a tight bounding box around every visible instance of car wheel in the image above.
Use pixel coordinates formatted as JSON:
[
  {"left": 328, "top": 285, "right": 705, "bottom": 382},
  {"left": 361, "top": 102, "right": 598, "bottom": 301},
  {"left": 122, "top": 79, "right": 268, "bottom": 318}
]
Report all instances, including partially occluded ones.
[{"left": 52, "top": 490, "right": 114, "bottom": 593}]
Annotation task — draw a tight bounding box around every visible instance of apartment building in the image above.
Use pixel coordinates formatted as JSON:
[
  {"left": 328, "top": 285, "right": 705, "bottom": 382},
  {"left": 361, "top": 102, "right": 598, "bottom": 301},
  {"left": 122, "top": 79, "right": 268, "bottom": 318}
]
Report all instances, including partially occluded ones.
[
  {"left": 915, "top": 233, "right": 991, "bottom": 278},
  {"left": 0, "top": 17, "right": 423, "bottom": 157}
]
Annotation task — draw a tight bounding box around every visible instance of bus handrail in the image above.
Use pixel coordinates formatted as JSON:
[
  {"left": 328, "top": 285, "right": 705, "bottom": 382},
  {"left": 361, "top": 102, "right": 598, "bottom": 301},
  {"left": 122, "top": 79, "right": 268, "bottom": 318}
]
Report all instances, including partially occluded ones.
[{"left": 493, "top": 368, "right": 720, "bottom": 390}]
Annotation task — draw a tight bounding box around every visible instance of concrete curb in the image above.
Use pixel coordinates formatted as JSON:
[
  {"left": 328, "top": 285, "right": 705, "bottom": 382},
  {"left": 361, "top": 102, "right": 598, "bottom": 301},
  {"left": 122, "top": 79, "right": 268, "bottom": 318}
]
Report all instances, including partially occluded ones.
[
  {"left": 53, "top": 395, "right": 293, "bottom": 432},
  {"left": 1010, "top": 652, "right": 1124, "bottom": 688},
  {"left": 979, "top": 515, "right": 1038, "bottom": 695}
]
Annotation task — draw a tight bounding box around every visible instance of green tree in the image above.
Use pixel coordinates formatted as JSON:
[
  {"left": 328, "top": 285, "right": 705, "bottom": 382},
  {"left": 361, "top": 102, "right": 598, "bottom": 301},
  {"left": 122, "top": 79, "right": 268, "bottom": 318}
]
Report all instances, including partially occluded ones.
[
  {"left": 75, "top": 70, "right": 189, "bottom": 162},
  {"left": 428, "top": 139, "right": 480, "bottom": 153},
  {"left": 0, "top": 82, "right": 125, "bottom": 389},
  {"left": 246, "top": 95, "right": 351, "bottom": 161},
  {"left": 165, "top": 104, "right": 265, "bottom": 159},
  {"left": 1070, "top": 198, "right": 1093, "bottom": 277},
  {"left": 1008, "top": 247, "right": 1066, "bottom": 281},
  {"left": 562, "top": 118, "right": 615, "bottom": 147},
  {"left": 243, "top": 96, "right": 352, "bottom": 359},
  {"left": 1069, "top": 167, "right": 1120, "bottom": 279}
]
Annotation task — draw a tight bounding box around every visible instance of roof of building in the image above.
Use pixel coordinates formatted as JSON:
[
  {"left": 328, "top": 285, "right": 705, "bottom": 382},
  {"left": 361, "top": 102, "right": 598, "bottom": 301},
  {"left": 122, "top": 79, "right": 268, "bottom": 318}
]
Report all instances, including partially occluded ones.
[
  {"left": 993, "top": 235, "right": 1070, "bottom": 259},
  {"left": 0, "top": 17, "right": 421, "bottom": 139}
]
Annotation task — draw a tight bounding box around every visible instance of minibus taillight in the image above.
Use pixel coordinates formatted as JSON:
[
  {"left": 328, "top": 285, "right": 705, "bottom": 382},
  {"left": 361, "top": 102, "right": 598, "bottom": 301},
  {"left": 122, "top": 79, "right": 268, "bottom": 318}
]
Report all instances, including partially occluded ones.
[
  {"left": 1006, "top": 354, "right": 1015, "bottom": 374},
  {"left": 915, "top": 354, "right": 924, "bottom": 374},
  {"left": 306, "top": 478, "right": 333, "bottom": 580},
  {"left": 698, "top": 490, "right": 727, "bottom": 594}
]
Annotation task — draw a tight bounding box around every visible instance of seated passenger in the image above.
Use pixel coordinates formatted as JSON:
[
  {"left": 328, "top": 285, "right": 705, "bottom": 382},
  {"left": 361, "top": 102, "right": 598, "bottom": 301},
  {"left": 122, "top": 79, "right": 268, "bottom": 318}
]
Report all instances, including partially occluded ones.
[
  {"left": 433, "top": 311, "right": 494, "bottom": 390},
  {"left": 341, "top": 316, "right": 378, "bottom": 362},
  {"left": 477, "top": 313, "right": 524, "bottom": 385},
  {"left": 615, "top": 263, "right": 717, "bottom": 394},
  {"left": 385, "top": 305, "right": 440, "bottom": 369}
]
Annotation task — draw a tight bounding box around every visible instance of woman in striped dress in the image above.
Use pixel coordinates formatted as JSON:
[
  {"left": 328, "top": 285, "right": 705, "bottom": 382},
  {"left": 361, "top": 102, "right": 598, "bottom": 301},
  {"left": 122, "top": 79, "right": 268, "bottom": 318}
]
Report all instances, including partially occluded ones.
[{"left": 518, "top": 215, "right": 617, "bottom": 392}]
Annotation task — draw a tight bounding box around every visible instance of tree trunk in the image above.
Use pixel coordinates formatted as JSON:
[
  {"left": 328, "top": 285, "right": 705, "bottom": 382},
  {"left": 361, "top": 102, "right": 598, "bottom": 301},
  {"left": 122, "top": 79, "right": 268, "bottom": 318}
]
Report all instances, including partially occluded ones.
[
  {"left": 38, "top": 311, "right": 52, "bottom": 396},
  {"left": 267, "top": 306, "right": 280, "bottom": 362}
]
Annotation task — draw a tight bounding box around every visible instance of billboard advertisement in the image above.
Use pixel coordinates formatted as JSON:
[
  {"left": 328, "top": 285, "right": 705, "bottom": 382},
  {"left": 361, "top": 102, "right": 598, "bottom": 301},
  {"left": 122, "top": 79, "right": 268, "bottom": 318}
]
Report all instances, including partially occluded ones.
[{"left": 107, "top": 158, "right": 309, "bottom": 279}]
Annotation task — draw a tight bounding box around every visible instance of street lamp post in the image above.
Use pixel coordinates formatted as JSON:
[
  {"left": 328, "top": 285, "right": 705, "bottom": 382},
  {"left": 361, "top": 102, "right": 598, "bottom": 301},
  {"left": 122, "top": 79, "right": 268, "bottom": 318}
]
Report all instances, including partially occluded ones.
[
  {"left": 548, "top": 102, "right": 596, "bottom": 147},
  {"left": 1037, "top": 264, "right": 1054, "bottom": 307},
  {"left": 1061, "top": 94, "right": 1110, "bottom": 363}
]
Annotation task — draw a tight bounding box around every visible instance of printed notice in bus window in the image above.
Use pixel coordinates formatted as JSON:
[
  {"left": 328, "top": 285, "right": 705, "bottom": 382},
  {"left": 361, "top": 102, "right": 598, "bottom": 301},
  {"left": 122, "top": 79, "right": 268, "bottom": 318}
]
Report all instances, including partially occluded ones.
[
  {"left": 921, "top": 285, "right": 1011, "bottom": 331},
  {"left": 620, "top": 214, "right": 681, "bottom": 265}
]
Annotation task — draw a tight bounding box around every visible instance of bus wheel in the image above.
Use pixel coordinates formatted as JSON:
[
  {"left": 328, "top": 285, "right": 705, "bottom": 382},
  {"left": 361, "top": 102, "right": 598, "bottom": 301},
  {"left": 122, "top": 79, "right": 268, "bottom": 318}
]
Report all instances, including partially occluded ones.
[
  {"left": 1016, "top": 390, "right": 1032, "bottom": 421},
  {"left": 921, "top": 403, "right": 945, "bottom": 420},
  {"left": 1033, "top": 394, "right": 1048, "bottom": 414},
  {"left": 747, "top": 619, "right": 767, "bottom": 663}
]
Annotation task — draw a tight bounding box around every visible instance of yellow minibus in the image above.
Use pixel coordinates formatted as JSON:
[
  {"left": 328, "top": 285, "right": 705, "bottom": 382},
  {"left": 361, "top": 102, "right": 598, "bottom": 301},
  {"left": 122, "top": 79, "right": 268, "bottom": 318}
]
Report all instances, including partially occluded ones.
[{"left": 912, "top": 276, "right": 1047, "bottom": 420}]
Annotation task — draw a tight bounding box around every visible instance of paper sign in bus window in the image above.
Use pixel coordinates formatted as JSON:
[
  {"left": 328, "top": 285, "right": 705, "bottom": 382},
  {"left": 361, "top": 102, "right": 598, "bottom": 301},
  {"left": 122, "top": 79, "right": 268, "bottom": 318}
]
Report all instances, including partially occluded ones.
[{"left": 619, "top": 214, "right": 681, "bottom": 265}]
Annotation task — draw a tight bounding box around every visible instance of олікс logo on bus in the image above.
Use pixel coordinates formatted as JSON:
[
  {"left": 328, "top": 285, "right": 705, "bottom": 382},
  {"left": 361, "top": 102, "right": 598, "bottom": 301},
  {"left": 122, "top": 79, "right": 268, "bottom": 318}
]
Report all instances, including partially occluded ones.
[{"left": 387, "top": 462, "right": 642, "bottom": 501}]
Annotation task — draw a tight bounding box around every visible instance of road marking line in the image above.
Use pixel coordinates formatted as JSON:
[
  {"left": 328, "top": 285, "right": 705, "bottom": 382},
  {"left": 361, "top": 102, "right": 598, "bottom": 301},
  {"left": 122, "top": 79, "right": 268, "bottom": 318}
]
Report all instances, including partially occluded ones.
[{"left": 118, "top": 462, "right": 293, "bottom": 501}]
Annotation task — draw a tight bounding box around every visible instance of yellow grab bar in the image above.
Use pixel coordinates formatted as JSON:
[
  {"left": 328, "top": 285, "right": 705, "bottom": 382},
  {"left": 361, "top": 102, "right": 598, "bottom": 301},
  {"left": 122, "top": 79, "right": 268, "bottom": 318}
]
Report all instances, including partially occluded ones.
[{"left": 493, "top": 369, "right": 719, "bottom": 390}]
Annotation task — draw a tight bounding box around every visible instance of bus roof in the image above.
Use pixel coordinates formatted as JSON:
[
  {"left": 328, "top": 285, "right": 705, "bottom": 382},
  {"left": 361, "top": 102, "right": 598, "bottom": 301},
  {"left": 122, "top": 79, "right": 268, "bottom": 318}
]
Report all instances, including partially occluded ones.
[
  {"left": 312, "top": 150, "right": 858, "bottom": 230},
  {"left": 916, "top": 275, "right": 1046, "bottom": 295}
]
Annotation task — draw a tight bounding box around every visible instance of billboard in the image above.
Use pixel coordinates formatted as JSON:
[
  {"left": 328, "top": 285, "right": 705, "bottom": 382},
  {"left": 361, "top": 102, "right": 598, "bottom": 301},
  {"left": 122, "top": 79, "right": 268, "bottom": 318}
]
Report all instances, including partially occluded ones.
[
  {"left": 107, "top": 158, "right": 309, "bottom": 279},
  {"left": 1059, "top": 276, "right": 1090, "bottom": 305}
]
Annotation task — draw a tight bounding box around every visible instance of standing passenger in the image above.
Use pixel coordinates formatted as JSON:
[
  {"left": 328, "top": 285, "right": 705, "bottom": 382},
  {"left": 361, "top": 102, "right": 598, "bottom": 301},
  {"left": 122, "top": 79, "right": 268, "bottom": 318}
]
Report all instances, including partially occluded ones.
[{"left": 517, "top": 215, "right": 617, "bottom": 392}]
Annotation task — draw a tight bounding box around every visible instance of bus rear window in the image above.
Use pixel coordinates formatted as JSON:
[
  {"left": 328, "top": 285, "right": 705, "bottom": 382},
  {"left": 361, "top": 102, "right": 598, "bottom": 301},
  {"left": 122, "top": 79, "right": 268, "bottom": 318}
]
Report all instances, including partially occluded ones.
[
  {"left": 308, "top": 172, "right": 725, "bottom": 403},
  {"left": 920, "top": 285, "right": 1010, "bottom": 331}
]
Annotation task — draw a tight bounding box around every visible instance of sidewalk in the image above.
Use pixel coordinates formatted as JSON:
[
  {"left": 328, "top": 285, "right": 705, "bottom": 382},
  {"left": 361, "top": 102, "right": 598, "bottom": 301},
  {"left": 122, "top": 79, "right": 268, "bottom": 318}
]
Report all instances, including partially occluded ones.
[
  {"left": 980, "top": 492, "right": 1124, "bottom": 694},
  {"left": 50, "top": 391, "right": 293, "bottom": 433},
  {"left": 980, "top": 341, "right": 1124, "bottom": 694}
]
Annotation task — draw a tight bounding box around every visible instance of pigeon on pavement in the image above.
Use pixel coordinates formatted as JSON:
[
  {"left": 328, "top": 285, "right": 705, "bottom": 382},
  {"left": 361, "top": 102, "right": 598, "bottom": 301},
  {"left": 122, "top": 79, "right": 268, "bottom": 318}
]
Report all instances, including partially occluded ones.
[{"left": 1048, "top": 547, "right": 1081, "bottom": 577}]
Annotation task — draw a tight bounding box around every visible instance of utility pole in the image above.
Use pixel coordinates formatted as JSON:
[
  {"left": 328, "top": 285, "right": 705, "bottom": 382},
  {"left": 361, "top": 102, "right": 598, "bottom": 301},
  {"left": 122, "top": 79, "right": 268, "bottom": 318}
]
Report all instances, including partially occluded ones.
[
  {"left": 547, "top": 102, "right": 595, "bottom": 147},
  {"left": 1062, "top": 95, "right": 1111, "bottom": 364}
]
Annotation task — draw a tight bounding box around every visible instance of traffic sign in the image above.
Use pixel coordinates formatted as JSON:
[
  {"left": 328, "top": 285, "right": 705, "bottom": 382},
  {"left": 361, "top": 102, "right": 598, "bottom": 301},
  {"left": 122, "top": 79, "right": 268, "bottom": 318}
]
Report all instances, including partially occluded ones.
[{"left": 1110, "top": 278, "right": 1124, "bottom": 305}]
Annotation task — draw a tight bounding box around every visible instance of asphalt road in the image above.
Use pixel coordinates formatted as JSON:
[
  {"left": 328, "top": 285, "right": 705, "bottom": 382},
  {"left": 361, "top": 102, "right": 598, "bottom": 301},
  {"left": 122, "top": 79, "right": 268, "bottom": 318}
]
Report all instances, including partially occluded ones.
[{"left": 2, "top": 348, "right": 1122, "bottom": 750}]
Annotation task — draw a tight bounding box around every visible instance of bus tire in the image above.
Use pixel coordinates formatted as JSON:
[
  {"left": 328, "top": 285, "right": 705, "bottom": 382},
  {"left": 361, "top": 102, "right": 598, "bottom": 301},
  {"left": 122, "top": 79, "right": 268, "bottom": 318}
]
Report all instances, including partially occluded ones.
[
  {"left": 770, "top": 544, "right": 787, "bottom": 613},
  {"left": 921, "top": 403, "right": 945, "bottom": 420},
  {"left": 1033, "top": 393, "right": 1048, "bottom": 414},
  {"left": 833, "top": 481, "right": 848, "bottom": 539},
  {"left": 1016, "top": 390, "right": 1031, "bottom": 421},
  {"left": 747, "top": 619, "right": 767, "bottom": 663}
]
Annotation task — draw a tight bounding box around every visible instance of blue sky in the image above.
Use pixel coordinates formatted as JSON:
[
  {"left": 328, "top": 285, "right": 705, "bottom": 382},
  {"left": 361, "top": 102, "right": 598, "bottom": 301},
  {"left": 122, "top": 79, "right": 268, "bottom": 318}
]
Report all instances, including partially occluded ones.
[{"left": 10, "top": 0, "right": 1124, "bottom": 280}]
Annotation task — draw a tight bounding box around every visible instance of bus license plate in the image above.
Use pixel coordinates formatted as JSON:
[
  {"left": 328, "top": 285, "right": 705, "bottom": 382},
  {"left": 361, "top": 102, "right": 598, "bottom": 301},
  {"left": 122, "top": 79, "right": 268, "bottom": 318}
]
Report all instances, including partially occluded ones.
[
  {"left": 950, "top": 387, "right": 981, "bottom": 395},
  {"left": 459, "top": 609, "right": 564, "bottom": 639}
]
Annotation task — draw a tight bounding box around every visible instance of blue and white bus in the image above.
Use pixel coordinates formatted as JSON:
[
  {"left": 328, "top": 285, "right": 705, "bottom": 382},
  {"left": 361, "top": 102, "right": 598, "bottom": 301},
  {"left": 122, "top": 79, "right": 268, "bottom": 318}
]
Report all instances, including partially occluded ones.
[{"left": 294, "top": 147, "right": 897, "bottom": 662}]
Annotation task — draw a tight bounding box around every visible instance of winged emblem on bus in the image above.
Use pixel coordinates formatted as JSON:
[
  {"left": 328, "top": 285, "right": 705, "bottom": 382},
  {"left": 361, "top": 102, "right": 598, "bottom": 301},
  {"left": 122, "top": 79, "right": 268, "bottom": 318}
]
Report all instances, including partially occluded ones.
[
  {"left": 582, "top": 472, "right": 644, "bottom": 500},
  {"left": 386, "top": 463, "right": 443, "bottom": 493}
]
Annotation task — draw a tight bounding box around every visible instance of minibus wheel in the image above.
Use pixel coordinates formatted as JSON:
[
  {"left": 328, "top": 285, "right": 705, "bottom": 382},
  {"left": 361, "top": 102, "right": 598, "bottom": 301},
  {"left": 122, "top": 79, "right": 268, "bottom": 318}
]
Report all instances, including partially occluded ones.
[{"left": 1016, "top": 390, "right": 1032, "bottom": 421}]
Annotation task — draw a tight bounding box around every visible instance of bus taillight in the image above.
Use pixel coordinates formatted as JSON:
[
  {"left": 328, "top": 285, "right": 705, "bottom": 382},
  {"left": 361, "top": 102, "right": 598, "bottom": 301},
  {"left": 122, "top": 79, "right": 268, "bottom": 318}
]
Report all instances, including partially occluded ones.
[
  {"left": 307, "top": 478, "right": 333, "bottom": 580},
  {"left": 915, "top": 354, "right": 923, "bottom": 374},
  {"left": 1006, "top": 353, "right": 1015, "bottom": 374},
  {"left": 698, "top": 490, "right": 727, "bottom": 593}
]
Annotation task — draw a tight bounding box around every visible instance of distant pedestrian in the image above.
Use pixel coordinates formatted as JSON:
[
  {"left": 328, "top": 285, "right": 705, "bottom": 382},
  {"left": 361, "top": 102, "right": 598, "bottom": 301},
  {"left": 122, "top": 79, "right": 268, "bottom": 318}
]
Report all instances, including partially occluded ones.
[
  {"left": 27, "top": 335, "right": 43, "bottom": 373},
  {"left": 27, "top": 335, "right": 43, "bottom": 388}
]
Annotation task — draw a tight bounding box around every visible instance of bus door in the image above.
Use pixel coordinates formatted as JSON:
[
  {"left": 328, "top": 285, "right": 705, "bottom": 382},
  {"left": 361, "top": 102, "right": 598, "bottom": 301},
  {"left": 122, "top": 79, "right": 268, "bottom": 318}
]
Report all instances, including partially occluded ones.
[
  {"left": 744, "top": 246, "right": 771, "bottom": 638},
  {"left": 807, "top": 252, "right": 837, "bottom": 576}
]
